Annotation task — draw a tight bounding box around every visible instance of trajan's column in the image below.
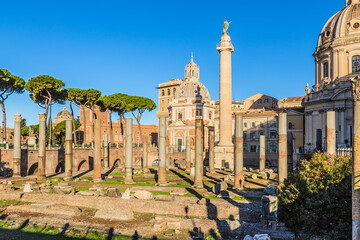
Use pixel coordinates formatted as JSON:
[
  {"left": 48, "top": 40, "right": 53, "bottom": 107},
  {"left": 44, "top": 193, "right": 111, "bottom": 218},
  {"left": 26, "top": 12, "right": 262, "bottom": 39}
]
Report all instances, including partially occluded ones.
[{"left": 215, "top": 20, "right": 235, "bottom": 169}]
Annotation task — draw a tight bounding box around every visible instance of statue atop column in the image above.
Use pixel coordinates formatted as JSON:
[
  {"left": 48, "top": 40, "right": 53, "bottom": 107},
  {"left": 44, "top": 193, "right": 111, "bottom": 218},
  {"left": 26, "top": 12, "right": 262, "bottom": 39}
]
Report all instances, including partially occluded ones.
[{"left": 223, "top": 19, "right": 232, "bottom": 35}]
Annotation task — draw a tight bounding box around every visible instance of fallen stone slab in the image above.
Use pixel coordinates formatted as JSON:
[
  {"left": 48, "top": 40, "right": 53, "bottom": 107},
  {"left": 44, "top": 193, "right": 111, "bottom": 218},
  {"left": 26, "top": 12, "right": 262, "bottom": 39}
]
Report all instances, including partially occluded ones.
[
  {"left": 8, "top": 203, "right": 81, "bottom": 217},
  {"left": 212, "top": 182, "right": 228, "bottom": 195},
  {"left": 122, "top": 188, "right": 131, "bottom": 199},
  {"left": 94, "top": 207, "right": 134, "bottom": 221},
  {"left": 154, "top": 195, "right": 174, "bottom": 201},
  {"left": 106, "top": 188, "right": 122, "bottom": 198},
  {"left": 170, "top": 188, "right": 188, "bottom": 196},
  {"left": 134, "top": 190, "right": 153, "bottom": 200}
]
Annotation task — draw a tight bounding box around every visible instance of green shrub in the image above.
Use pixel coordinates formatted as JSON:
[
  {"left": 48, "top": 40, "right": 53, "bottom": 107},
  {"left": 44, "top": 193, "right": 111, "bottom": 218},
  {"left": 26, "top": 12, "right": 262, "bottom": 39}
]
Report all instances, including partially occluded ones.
[{"left": 278, "top": 152, "right": 351, "bottom": 239}]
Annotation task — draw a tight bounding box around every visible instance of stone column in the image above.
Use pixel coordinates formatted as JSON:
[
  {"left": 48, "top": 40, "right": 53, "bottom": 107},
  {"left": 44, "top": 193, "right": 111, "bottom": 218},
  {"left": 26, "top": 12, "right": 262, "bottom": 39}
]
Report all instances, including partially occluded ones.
[
  {"left": 93, "top": 118, "right": 102, "bottom": 181},
  {"left": 326, "top": 111, "right": 336, "bottom": 155},
  {"left": 340, "top": 110, "right": 345, "bottom": 144},
  {"left": 217, "top": 32, "right": 234, "bottom": 147},
  {"left": 143, "top": 136, "right": 148, "bottom": 169},
  {"left": 193, "top": 116, "right": 204, "bottom": 188},
  {"left": 234, "top": 114, "right": 244, "bottom": 189},
  {"left": 185, "top": 136, "right": 191, "bottom": 172},
  {"left": 165, "top": 118, "right": 170, "bottom": 169},
  {"left": 352, "top": 80, "right": 360, "bottom": 239},
  {"left": 103, "top": 133, "right": 109, "bottom": 168},
  {"left": 278, "top": 112, "right": 287, "bottom": 184},
  {"left": 13, "top": 114, "right": 21, "bottom": 177},
  {"left": 124, "top": 118, "right": 134, "bottom": 184},
  {"left": 209, "top": 127, "right": 215, "bottom": 173},
  {"left": 259, "top": 135, "right": 266, "bottom": 172},
  {"left": 158, "top": 116, "right": 167, "bottom": 184},
  {"left": 64, "top": 118, "right": 73, "bottom": 180},
  {"left": 37, "top": 113, "right": 46, "bottom": 179}
]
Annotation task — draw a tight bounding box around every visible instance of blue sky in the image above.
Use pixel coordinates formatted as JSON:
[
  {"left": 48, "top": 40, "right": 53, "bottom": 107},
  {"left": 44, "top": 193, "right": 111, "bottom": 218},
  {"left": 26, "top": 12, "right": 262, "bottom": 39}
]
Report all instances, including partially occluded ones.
[{"left": 0, "top": 0, "right": 344, "bottom": 127}]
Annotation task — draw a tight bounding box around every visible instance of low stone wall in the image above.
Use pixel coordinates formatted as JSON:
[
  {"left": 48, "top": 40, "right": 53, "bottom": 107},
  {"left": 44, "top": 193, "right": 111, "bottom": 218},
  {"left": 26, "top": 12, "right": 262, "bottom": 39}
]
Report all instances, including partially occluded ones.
[{"left": 0, "top": 147, "right": 180, "bottom": 176}]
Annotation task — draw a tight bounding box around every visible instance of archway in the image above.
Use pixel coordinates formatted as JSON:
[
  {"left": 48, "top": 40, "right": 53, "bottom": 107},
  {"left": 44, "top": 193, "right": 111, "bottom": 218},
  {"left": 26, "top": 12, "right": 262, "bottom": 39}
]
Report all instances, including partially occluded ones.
[
  {"left": 28, "top": 163, "right": 38, "bottom": 176},
  {"left": 77, "top": 160, "right": 88, "bottom": 171},
  {"left": 55, "top": 161, "right": 65, "bottom": 173}
]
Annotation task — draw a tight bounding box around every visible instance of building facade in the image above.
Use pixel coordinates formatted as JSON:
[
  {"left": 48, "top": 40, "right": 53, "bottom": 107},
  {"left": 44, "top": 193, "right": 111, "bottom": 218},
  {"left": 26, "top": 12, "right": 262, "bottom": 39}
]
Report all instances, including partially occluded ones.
[
  {"left": 303, "top": 0, "right": 360, "bottom": 152},
  {"left": 157, "top": 56, "right": 216, "bottom": 152}
]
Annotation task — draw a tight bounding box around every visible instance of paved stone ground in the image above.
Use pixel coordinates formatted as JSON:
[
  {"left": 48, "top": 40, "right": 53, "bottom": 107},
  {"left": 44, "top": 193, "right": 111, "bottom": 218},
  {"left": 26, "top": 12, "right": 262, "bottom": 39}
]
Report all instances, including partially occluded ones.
[{"left": 0, "top": 168, "right": 295, "bottom": 239}]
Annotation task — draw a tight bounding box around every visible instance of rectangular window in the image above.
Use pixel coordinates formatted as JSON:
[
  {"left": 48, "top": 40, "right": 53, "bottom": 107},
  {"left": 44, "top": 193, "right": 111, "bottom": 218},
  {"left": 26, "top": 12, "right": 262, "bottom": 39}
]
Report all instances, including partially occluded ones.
[
  {"left": 244, "top": 122, "right": 247, "bottom": 128},
  {"left": 270, "top": 131, "right": 277, "bottom": 139},
  {"left": 250, "top": 132, "right": 255, "bottom": 139},
  {"left": 250, "top": 145, "right": 257, "bottom": 152},
  {"left": 264, "top": 99, "right": 269, "bottom": 103},
  {"left": 270, "top": 121, "right": 277, "bottom": 128},
  {"left": 243, "top": 143, "right": 248, "bottom": 152},
  {"left": 323, "top": 62, "right": 329, "bottom": 78},
  {"left": 260, "top": 123, "right": 264, "bottom": 128},
  {"left": 252, "top": 122, "right": 255, "bottom": 128}
]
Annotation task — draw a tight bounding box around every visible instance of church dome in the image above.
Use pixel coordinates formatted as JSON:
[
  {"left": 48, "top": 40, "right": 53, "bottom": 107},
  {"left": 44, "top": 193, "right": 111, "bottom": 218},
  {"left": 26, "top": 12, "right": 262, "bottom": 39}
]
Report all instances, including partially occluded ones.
[
  {"left": 176, "top": 81, "right": 211, "bottom": 100},
  {"left": 313, "top": 0, "right": 360, "bottom": 91},
  {"left": 317, "top": 0, "right": 360, "bottom": 49},
  {"left": 55, "top": 106, "right": 72, "bottom": 122},
  {"left": 184, "top": 55, "right": 200, "bottom": 81}
]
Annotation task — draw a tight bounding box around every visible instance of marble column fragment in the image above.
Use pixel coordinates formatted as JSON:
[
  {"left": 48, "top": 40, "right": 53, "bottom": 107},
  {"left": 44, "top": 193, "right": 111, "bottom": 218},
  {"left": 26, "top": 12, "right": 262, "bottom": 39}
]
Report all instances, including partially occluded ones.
[
  {"left": 13, "top": 114, "right": 21, "bottom": 177},
  {"left": 352, "top": 80, "right": 360, "bottom": 239},
  {"left": 143, "top": 136, "right": 148, "bottom": 169},
  {"left": 37, "top": 113, "right": 46, "bottom": 179},
  {"left": 124, "top": 118, "right": 134, "bottom": 184},
  {"left": 260, "top": 135, "right": 266, "bottom": 172},
  {"left": 158, "top": 116, "right": 167, "bottom": 184},
  {"left": 193, "top": 116, "right": 204, "bottom": 188},
  {"left": 209, "top": 128, "right": 215, "bottom": 173},
  {"left": 234, "top": 114, "right": 244, "bottom": 189},
  {"left": 64, "top": 118, "right": 73, "bottom": 180},
  {"left": 185, "top": 136, "right": 191, "bottom": 172},
  {"left": 278, "top": 112, "right": 288, "bottom": 184},
  {"left": 103, "top": 133, "right": 109, "bottom": 168},
  {"left": 326, "top": 111, "right": 336, "bottom": 155},
  {"left": 93, "top": 118, "right": 102, "bottom": 181}
]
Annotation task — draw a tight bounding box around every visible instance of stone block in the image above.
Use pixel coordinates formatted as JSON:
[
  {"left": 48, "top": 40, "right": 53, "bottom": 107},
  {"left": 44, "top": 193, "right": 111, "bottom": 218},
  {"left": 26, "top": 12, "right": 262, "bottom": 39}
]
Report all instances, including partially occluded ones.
[
  {"left": 0, "top": 184, "right": 6, "bottom": 190},
  {"left": 251, "top": 174, "right": 258, "bottom": 180},
  {"left": 170, "top": 188, "right": 187, "bottom": 196},
  {"left": 253, "top": 234, "right": 270, "bottom": 240},
  {"left": 134, "top": 190, "right": 153, "bottom": 200},
  {"left": 153, "top": 221, "right": 167, "bottom": 231},
  {"left": 154, "top": 195, "right": 174, "bottom": 201},
  {"left": 263, "top": 184, "right": 277, "bottom": 196},
  {"left": 58, "top": 182, "right": 69, "bottom": 187},
  {"left": 95, "top": 207, "right": 134, "bottom": 221},
  {"left": 106, "top": 188, "right": 121, "bottom": 198},
  {"left": 262, "top": 172, "right": 270, "bottom": 180},
  {"left": 121, "top": 188, "right": 131, "bottom": 199},
  {"left": 23, "top": 183, "right": 33, "bottom": 193},
  {"left": 243, "top": 235, "right": 253, "bottom": 240},
  {"left": 197, "top": 198, "right": 207, "bottom": 205},
  {"left": 261, "top": 195, "right": 278, "bottom": 222},
  {"left": 212, "top": 181, "right": 228, "bottom": 194}
]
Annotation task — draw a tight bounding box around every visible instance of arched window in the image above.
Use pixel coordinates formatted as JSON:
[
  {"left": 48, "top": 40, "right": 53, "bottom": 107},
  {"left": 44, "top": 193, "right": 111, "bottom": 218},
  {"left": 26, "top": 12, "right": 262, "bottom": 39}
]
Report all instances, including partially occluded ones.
[
  {"left": 353, "top": 56, "right": 360, "bottom": 73},
  {"left": 173, "top": 88, "right": 176, "bottom": 96},
  {"left": 162, "top": 90, "right": 165, "bottom": 96},
  {"left": 323, "top": 62, "right": 329, "bottom": 78},
  {"left": 178, "top": 112, "right": 182, "bottom": 121},
  {"left": 167, "top": 89, "right": 170, "bottom": 95}
]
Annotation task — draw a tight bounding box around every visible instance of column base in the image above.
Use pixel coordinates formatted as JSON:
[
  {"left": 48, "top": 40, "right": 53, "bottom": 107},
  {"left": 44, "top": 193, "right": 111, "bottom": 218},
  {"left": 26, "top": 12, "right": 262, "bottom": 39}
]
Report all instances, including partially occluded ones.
[
  {"left": 185, "top": 162, "right": 191, "bottom": 172},
  {"left": 193, "top": 180, "right": 203, "bottom": 188},
  {"left": 190, "top": 167, "right": 195, "bottom": 177},
  {"left": 124, "top": 178, "right": 135, "bottom": 184},
  {"left": 214, "top": 145, "right": 234, "bottom": 170},
  {"left": 157, "top": 167, "right": 167, "bottom": 185},
  {"left": 124, "top": 167, "right": 134, "bottom": 184},
  {"left": 234, "top": 171, "right": 244, "bottom": 190}
]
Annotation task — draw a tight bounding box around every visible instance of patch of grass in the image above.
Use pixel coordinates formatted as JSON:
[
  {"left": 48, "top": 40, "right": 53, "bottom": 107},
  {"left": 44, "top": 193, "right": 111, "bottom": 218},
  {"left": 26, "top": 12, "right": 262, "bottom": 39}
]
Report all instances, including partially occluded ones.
[
  {"left": 150, "top": 191, "right": 171, "bottom": 195},
  {"left": 0, "top": 199, "right": 29, "bottom": 207},
  {"left": 74, "top": 186, "right": 89, "bottom": 191}
]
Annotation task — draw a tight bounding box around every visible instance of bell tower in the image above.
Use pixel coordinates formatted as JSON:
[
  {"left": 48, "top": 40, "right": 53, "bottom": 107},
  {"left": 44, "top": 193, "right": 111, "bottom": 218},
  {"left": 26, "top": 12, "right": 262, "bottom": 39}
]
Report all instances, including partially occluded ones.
[{"left": 184, "top": 54, "right": 200, "bottom": 82}]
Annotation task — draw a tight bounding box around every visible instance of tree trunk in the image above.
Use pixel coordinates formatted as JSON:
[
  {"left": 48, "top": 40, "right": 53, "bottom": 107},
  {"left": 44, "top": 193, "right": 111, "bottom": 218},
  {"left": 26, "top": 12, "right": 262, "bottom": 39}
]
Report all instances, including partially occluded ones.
[
  {"left": 0, "top": 101, "right": 6, "bottom": 141},
  {"left": 109, "top": 110, "right": 113, "bottom": 144},
  {"left": 70, "top": 102, "right": 77, "bottom": 144},
  {"left": 82, "top": 105, "right": 87, "bottom": 144},
  {"left": 132, "top": 112, "right": 143, "bottom": 144}
]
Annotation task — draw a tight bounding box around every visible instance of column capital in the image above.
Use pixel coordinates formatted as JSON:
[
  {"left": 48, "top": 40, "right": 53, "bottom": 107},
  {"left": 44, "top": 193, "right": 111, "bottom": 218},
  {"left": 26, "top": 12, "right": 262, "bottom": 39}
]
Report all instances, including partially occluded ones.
[
  {"left": 38, "top": 113, "right": 46, "bottom": 121},
  {"left": 353, "top": 79, "right": 360, "bottom": 102},
  {"left": 14, "top": 114, "right": 22, "bottom": 122}
]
